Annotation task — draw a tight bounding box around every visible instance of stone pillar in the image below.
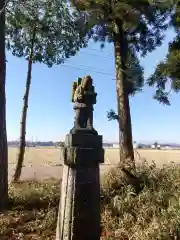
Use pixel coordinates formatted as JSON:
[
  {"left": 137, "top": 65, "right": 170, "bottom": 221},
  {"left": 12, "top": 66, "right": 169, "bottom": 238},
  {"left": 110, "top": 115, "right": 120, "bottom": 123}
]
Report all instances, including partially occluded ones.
[{"left": 56, "top": 133, "right": 104, "bottom": 240}]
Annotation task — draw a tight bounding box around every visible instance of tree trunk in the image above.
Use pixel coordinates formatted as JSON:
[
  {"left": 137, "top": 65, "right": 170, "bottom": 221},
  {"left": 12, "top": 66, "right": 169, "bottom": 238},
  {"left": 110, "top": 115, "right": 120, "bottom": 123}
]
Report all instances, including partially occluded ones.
[
  {"left": 0, "top": 0, "right": 8, "bottom": 210},
  {"left": 13, "top": 26, "right": 36, "bottom": 182},
  {"left": 113, "top": 20, "right": 135, "bottom": 170}
]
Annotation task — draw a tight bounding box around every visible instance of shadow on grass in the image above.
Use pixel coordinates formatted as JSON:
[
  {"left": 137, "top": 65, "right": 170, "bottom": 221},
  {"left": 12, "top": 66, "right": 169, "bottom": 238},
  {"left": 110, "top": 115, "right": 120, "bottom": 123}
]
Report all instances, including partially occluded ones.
[{"left": 1, "top": 178, "right": 60, "bottom": 239}]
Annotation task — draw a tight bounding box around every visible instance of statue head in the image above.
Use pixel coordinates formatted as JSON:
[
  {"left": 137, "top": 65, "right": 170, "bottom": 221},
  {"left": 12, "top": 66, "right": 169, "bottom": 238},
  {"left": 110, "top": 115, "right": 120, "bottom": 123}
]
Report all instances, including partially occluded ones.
[{"left": 81, "top": 75, "right": 93, "bottom": 90}]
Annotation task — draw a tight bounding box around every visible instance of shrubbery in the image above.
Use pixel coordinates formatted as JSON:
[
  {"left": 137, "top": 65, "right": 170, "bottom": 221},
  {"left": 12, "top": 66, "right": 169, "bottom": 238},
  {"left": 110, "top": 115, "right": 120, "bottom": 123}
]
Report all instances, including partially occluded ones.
[
  {"left": 101, "top": 161, "right": 180, "bottom": 239},
  {"left": 1, "top": 162, "right": 180, "bottom": 239}
]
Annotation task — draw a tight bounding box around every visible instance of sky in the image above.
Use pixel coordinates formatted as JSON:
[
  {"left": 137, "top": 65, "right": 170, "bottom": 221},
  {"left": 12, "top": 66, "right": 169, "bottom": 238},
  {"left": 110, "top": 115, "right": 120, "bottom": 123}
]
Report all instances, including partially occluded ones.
[{"left": 6, "top": 29, "right": 180, "bottom": 143}]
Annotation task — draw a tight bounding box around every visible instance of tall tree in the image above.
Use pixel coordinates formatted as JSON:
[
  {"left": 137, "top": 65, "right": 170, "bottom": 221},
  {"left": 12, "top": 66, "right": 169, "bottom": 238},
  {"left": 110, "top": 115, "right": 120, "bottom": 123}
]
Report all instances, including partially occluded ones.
[
  {"left": 72, "top": 0, "right": 171, "bottom": 169},
  {"left": 147, "top": 1, "right": 180, "bottom": 105},
  {"left": 6, "top": 0, "right": 86, "bottom": 181},
  {"left": 0, "top": 0, "right": 8, "bottom": 209},
  {"left": 107, "top": 50, "right": 144, "bottom": 166},
  {"left": 107, "top": 50, "right": 144, "bottom": 120}
]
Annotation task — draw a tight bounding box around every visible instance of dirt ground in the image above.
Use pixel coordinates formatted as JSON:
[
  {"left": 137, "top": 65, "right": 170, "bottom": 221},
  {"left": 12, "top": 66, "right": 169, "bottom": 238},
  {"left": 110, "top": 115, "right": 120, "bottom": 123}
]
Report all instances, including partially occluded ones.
[{"left": 8, "top": 147, "right": 180, "bottom": 181}]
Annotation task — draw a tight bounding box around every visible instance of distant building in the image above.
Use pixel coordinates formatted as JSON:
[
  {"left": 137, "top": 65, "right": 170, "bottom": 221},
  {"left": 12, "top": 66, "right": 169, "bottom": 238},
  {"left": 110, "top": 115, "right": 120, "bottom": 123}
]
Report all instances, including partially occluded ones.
[
  {"left": 133, "top": 142, "right": 137, "bottom": 149},
  {"left": 163, "top": 146, "right": 171, "bottom": 150},
  {"left": 151, "top": 143, "right": 161, "bottom": 149},
  {"left": 103, "top": 143, "right": 113, "bottom": 148},
  {"left": 112, "top": 144, "right": 119, "bottom": 148}
]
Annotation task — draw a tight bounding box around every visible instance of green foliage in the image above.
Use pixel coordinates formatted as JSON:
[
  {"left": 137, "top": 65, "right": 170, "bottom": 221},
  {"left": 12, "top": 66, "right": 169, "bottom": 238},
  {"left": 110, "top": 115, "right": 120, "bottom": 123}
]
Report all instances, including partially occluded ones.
[
  {"left": 107, "top": 109, "right": 119, "bottom": 121},
  {"left": 125, "top": 50, "right": 144, "bottom": 94},
  {"left": 72, "top": 0, "right": 173, "bottom": 95},
  {"left": 147, "top": 1, "right": 180, "bottom": 105},
  {"left": 6, "top": 0, "right": 87, "bottom": 67},
  {"left": 107, "top": 50, "right": 144, "bottom": 122},
  {"left": 73, "top": 0, "right": 172, "bottom": 55}
]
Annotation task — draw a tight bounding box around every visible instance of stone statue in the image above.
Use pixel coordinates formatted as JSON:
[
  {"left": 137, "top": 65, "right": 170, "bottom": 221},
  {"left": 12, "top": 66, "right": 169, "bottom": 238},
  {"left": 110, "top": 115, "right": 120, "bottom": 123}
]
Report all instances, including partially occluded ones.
[{"left": 71, "top": 75, "right": 97, "bottom": 135}]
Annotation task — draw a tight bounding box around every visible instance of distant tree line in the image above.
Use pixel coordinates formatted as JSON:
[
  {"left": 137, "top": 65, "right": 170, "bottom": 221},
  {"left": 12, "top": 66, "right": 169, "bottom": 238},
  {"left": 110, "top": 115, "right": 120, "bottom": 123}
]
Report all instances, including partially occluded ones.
[{"left": 8, "top": 141, "right": 65, "bottom": 147}]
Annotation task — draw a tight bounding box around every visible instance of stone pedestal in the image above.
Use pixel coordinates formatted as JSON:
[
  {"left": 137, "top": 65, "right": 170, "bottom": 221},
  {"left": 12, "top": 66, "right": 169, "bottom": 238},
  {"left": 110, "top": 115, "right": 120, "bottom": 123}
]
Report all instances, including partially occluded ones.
[{"left": 56, "top": 133, "right": 104, "bottom": 240}]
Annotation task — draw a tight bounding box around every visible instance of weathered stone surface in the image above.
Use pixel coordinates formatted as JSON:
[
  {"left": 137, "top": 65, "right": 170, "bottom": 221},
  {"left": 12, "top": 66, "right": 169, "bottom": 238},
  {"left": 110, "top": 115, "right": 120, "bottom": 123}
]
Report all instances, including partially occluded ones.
[
  {"left": 74, "top": 166, "right": 100, "bottom": 240},
  {"left": 56, "top": 130, "right": 103, "bottom": 239},
  {"left": 56, "top": 165, "right": 76, "bottom": 240},
  {"left": 70, "top": 75, "right": 97, "bottom": 133},
  {"left": 63, "top": 147, "right": 104, "bottom": 167},
  {"left": 56, "top": 164, "right": 101, "bottom": 240},
  {"left": 65, "top": 133, "right": 102, "bottom": 149}
]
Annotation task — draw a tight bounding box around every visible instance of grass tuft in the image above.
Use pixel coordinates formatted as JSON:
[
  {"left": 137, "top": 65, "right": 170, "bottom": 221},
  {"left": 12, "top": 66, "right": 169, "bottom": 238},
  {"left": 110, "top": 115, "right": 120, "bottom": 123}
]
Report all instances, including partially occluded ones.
[
  {"left": 1, "top": 178, "right": 60, "bottom": 239},
  {"left": 1, "top": 162, "right": 180, "bottom": 239},
  {"left": 101, "top": 161, "right": 180, "bottom": 239}
]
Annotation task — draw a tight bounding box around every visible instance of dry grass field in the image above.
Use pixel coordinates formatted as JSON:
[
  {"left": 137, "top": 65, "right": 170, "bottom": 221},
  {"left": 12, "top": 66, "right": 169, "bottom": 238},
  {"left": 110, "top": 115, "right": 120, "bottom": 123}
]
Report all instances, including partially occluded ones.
[
  {"left": 8, "top": 147, "right": 180, "bottom": 181},
  {"left": 3, "top": 148, "right": 180, "bottom": 239}
]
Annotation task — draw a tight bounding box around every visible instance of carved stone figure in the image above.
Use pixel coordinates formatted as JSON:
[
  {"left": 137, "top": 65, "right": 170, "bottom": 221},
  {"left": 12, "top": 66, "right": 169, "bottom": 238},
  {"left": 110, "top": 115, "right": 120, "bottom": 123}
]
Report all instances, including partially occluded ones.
[{"left": 71, "top": 75, "right": 97, "bottom": 134}]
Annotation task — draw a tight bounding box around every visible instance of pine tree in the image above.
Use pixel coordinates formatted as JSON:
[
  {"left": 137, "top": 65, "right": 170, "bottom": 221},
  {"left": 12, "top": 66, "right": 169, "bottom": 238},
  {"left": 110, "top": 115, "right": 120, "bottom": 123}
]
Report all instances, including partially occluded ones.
[
  {"left": 72, "top": 0, "right": 172, "bottom": 170},
  {"left": 0, "top": 0, "right": 8, "bottom": 210},
  {"left": 6, "top": 0, "right": 86, "bottom": 181},
  {"left": 147, "top": 1, "right": 180, "bottom": 105},
  {"left": 107, "top": 51, "right": 144, "bottom": 121}
]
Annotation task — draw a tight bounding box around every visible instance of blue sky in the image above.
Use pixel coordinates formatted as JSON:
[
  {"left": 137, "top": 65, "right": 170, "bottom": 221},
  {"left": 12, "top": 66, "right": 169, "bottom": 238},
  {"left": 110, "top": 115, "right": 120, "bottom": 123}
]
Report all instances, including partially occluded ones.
[{"left": 6, "top": 29, "right": 179, "bottom": 143}]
